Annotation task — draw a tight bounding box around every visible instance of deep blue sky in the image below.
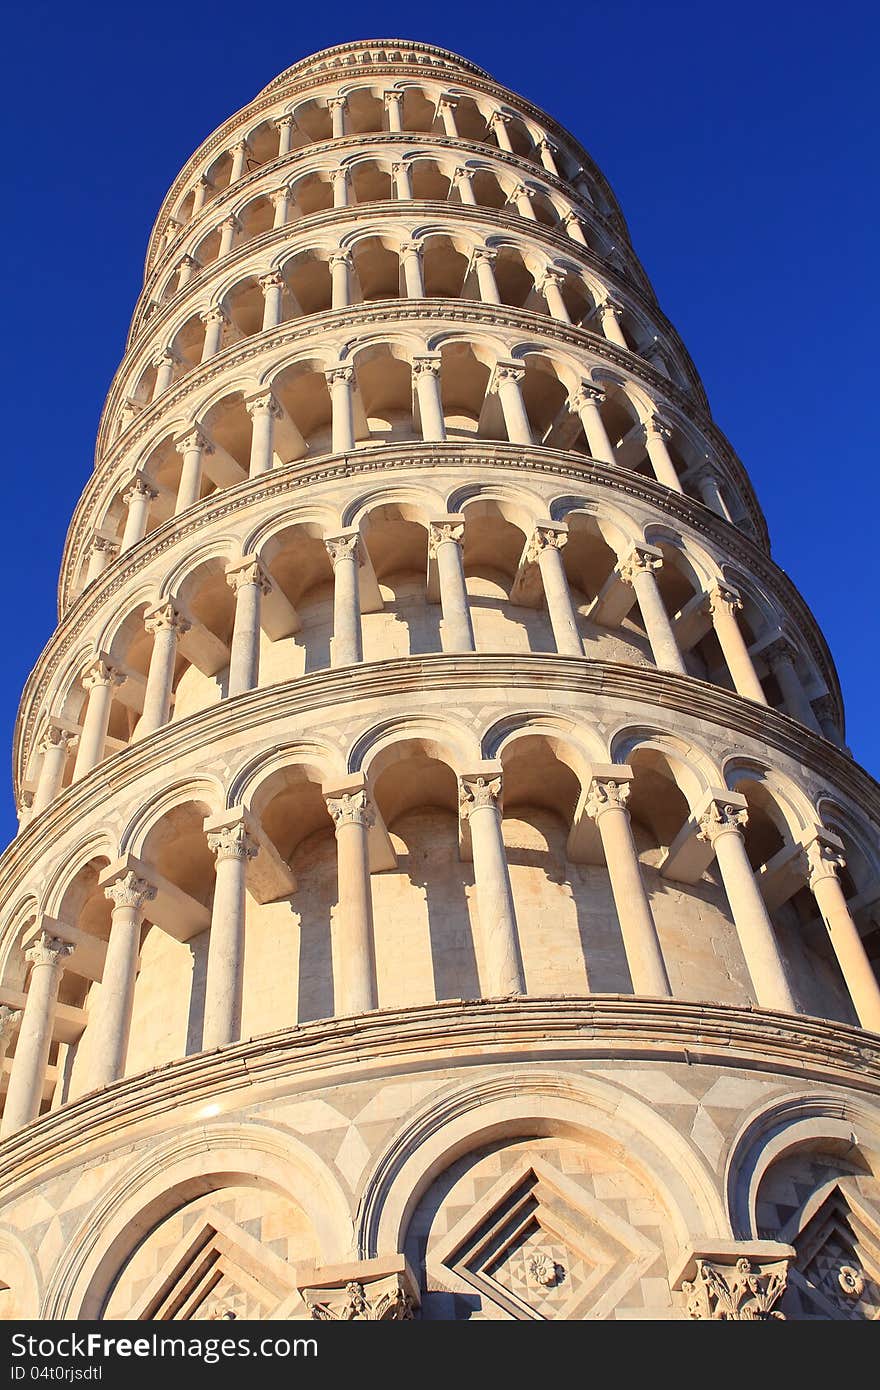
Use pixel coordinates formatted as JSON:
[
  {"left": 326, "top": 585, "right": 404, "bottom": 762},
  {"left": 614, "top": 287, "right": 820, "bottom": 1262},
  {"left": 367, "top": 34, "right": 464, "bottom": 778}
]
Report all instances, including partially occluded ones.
[{"left": 1, "top": 1, "right": 877, "bottom": 849}]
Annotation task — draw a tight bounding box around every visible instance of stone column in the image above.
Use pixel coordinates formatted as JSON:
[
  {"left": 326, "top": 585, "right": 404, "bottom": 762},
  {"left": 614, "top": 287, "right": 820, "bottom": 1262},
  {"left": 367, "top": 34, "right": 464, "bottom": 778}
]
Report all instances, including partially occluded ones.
[
  {"left": 121, "top": 477, "right": 157, "bottom": 550},
  {"left": 491, "top": 362, "right": 532, "bottom": 445},
  {"left": 246, "top": 389, "right": 282, "bottom": 476},
  {"left": 33, "top": 725, "right": 76, "bottom": 815},
  {"left": 814, "top": 695, "right": 843, "bottom": 746},
  {"left": 192, "top": 176, "right": 211, "bottom": 214},
  {"left": 152, "top": 349, "right": 178, "bottom": 397},
  {"left": 200, "top": 307, "right": 228, "bottom": 361},
  {"left": 85, "top": 536, "right": 119, "bottom": 584},
  {"left": 174, "top": 427, "right": 214, "bottom": 513},
  {"left": 217, "top": 215, "right": 240, "bottom": 259},
  {"left": 328, "top": 95, "right": 347, "bottom": 139},
  {"left": 229, "top": 139, "right": 250, "bottom": 182},
  {"left": 691, "top": 465, "right": 733, "bottom": 521},
  {"left": 805, "top": 837, "right": 880, "bottom": 1032},
  {"left": 537, "top": 270, "right": 571, "bottom": 323},
  {"left": 384, "top": 90, "right": 404, "bottom": 133},
  {"left": 437, "top": 94, "right": 459, "bottom": 137},
  {"left": 429, "top": 519, "right": 474, "bottom": 653},
  {"left": 597, "top": 298, "right": 628, "bottom": 349},
  {"left": 459, "top": 772, "right": 525, "bottom": 996},
  {"left": 332, "top": 168, "right": 350, "bottom": 208},
  {"left": 698, "top": 800, "right": 795, "bottom": 1012},
  {"left": 707, "top": 584, "right": 767, "bottom": 704},
  {"left": 324, "top": 784, "right": 378, "bottom": 1015},
  {"left": 562, "top": 210, "right": 588, "bottom": 244},
  {"left": 642, "top": 416, "right": 684, "bottom": 493},
  {"left": 139, "top": 602, "right": 190, "bottom": 736},
  {"left": 271, "top": 185, "right": 290, "bottom": 228},
  {"left": 0, "top": 1007, "right": 20, "bottom": 1068},
  {"left": 400, "top": 241, "right": 425, "bottom": 297},
  {"left": 329, "top": 252, "right": 353, "bottom": 309},
  {"left": 762, "top": 638, "right": 821, "bottom": 731},
  {"left": 203, "top": 820, "right": 258, "bottom": 1048},
  {"left": 412, "top": 356, "right": 446, "bottom": 442},
  {"left": 585, "top": 774, "right": 671, "bottom": 996},
  {"left": 453, "top": 166, "right": 477, "bottom": 204},
  {"left": 511, "top": 183, "right": 537, "bottom": 220},
  {"left": 1, "top": 935, "right": 73, "bottom": 1137},
  {"left": 89, "top": 872, "right": 157, "bottom": 1088},
  {"left": 392, "top": 161, "right": 412, "bottom": 199},
  {"left": 325, "top": 366, "right": 356, "bottom": 452},
  {"left": 259, "top": 270, "right": 285, "bottom": 329},
  {"left": 162, "top": 216, "right": 181, "bottom": 249},
  {"left": 470, "top": 247, "right": 501, "bottom": 304},
  {"left": 73, "top": 659, "right": 124, "bottom": 779},
  {"left": 536, "top": 137, "right": 560, "bottom": 175},
  {"left": 325, "top": 532, "right": 363, "bottom": 666},
  {"left": 570, "top": 384, "right": 616, "bottom": 465},
  {"left": 226, "top": 559, "right": 272, "bottom": 696},
  {"left": 528, "top": 525, "right": 582, "bottom": 656},
  {"left": 617, "top": 548, "right": 687, "bottom": 675},
  {"left": 489, "top": 111, "right": 514, "bottom": 151},
  {"left": 275, "top": 113, "right": 295, "bottom": 155},
  {"left": 176, "top": 254, "right": 198, "bottom": 291}
]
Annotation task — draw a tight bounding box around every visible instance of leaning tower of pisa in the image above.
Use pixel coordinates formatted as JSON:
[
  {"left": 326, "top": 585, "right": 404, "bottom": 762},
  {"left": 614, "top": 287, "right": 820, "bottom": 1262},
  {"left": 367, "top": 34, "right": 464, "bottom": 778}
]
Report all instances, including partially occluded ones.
[{"left": 1, "top": 38, "right": 879, "bottom": 1323}]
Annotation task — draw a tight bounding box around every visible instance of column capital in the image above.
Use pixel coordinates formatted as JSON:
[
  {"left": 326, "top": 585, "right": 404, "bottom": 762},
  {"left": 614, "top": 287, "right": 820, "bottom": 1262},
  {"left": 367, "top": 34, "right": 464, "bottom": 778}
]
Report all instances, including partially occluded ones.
[
  {"left": 489, "top": 359, "right": 525, "bottom": 392},
  {"left": 162, "top": 216, "right": 181, "bottom": 243},
  {"left": 25, "top": 933, "right": 74, "bottom": 971},
  {"left": 525, "top": 521, "right": 568, "bottom": 564},
  {"left": 196, "top": 173, "right": 214, "bottom": 192},
  {"left": 328, "top": 250, "right": 352, "bottom": 271},
  {"left": 324, "top": 365, "right": 354, "bottom": 389},
  {"left": 706, "top": 582, "right": 743, "bottom": 617},
  {"left": 802, "top": 832, "right": 847, "bottom": 888},
  {"left": 616, "top": 545, "right": 663, "bottom": 586},
  {"left": 123, "top": 475, "right": 158, "bottom": 506},
  {"left": 437, "top": 91, "right": 459, "bottom": 109},
  {"left": 270, "top": 185, "right": 291, "bottom": 207},
  {"left": 697, "top": 797, "right": 749, "bottom": 845},
  {"left": 399, "top": 240, "right": 422, "bottom": 260},
  {"left": 598, "top": 297, "right": 624, "bottom": 319},
  {"left": 459, "top": 769, "right": 503, "bottom": 818},
  {"left": 244, "top": 387, "right": 282, "bottom": 420},
  {"left": 678, "top": 1253, "right": 789, "bottom": 1321},
  {"left": 91, "top": 535, "right": 119, "bottom": 557},
  {"left": 327, "top": 94, "right": 348, "bottom": 111},
  {"left": 813, "top": 693, "right": 838, "bottom": 724},
  {"left": 144, "top": 600, "right": 191, "bottom": 637},
  {"left": 469, "top": 245, "right": 497, "bottom": 267},
  {"left": 199, "top": 306, "right": 229, "bottom": 328},
  {"left": 38, "top": 722, "right": 77, "bottom": 756},
  {"left": 82, "top": 657, "right": 125, "bottom": 692},
  {"left": 509, "top": 181, "right": 533, "bottom": 201},
  {"left": 175, "top": 252, "right": 199, "bottom": 274},
  {"left": 218, "top": 213, "right": 241, "bottom": 233},
  {"left": 536, "top": 267, "right": 566, "bottom": 292},
  {"left": 331, "top": 167, "right": 349, "bottom": 185},
  {"left": 383, "top": 89, "right": 404, "bottom": 106},
  {"left": 226, "top": 556, "right": 272, "bottom": 595},
  {"left": 643, "top": 413, "right": 673, "bottom": 441},
  {"left": 428, "top": 517, "right": 465, "bottom": 556},
  {"left": 452, "top": 165, "right": 473, "bottom": 183},
  {"left": 207, "top": 819, "right": 259, "bottom": 863},
  {"left": 535, "top": 136, "right": 557, "bottom": 155},
  {"left": 324, "top": 530, "right": 361, "bottom": 566},
  {"left": 174, "top": 425, "right": 214, "bottom": 456},
  {"left": 151, "top": 347, "right": 179, "bottom": 371},
  {"left": 569, "top": 382, "right": 606, "bottom": 411},
  {"left": 760, "top": 634, "right": 798, "bottom": 667},
  {"left": 104, "top": 870, "right": 157, "bottom": 912},
  {"left": 230, "top": 137, "right": 250, "bottom": 156},
  {"left": 412, "top": 354, "right": 442, "bottom": 379},
  {"left": 258, "top": 270, "right": 284, "bottom": 294},
  {"left": 561, "top": 209, "right": 582, "bottom": 228},
  {"left": 390, "top": 160, "right": 408, "bottom": 178},
  {"left": 0, "top": 1004, "right": 21, "bottom": 1047},
  {"left": 488, "top": 109, "right": 511, "bottom": 128},
  {"left": 273, "top": 113, "right": 296, "bottom": 130},
  {"left": 584, "top": 769, "right": 634, "bottom": 822},
  {"left": 324, "top": 786, "right": 375, "bottom": 830}
]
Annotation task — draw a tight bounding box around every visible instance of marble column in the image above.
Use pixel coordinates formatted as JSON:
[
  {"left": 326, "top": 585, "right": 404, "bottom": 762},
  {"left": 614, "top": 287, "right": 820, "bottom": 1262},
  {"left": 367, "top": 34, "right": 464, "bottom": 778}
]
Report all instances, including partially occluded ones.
[
  {"left": 489, "top": 111, "right": 514, "bottom": 151},
  {"left": 698, "top": 800, "right": 795, "bottom": 1012},
  {"left": 437, "top": 94, "right": 459, "bottom": 137},
  {"left": 121, "top": 477, "right": 157, "bottom": 550},
  {"left": 453, "top": 166, "right": 477, "bottom": 205},
  {"left": 707, "top": 584, "right": 767, "bottom": 704},
  {"left": 246, "top": 389, "right": 282, "bottom": 475},
  {"left": 203, "top": 820, "right": 258, "bottom": 1048},
  {"left": 459, "top": 772, "right": 525, "bottom": 996},
  {"left": 511, "top": 183, "right": 537, "bottom": 220},
  {"left": 259, "top": 270, "right": 285, "bottom": 329},
  {"left": 585, "top": 774, "right": 671, "bottom": 996},
  {"left": 139, "top": 602, "right": 190, "bottom": 736},
  {"left": 814, "top": 695, "right": 843, "bottom": 746},
  {"left": 570, "top": 384, "right": 616, "bottom": 465},
  {"left": 412, "top": 356, "right": 446, "bottom": 442},
  {"left": 491, "top": 362, "right": 532, "bottom": 444},
  {"left": 762, "top": 638, "right": 821, "bottom": 731},
  {"left": 325, "top": 366, "right": 356, "bottom": 452},
  {"left": 85, "top": 536, "right": 119, "bottom": 584},
  {"left": 528, "top": 525, "right": 582, "bottom": 656},
  {"left": 229, "top": 139, "right": 250, "bottom": 182},
  {"left": 429, "top": 519, "right": 474, "bottom": 652},
  {"left": 805, "top": 837, "right": 880, "bottom": 1032},
  {"left": 330, "top": 252, "right": 353, "bottom": 309},
  {"left": 471, "top": 247, "right": 501, "bottom": 304},
  {"left": 152, "top": 349, "right": 178, "bottom": 397},
  {"left": 400, "top": 241, "right": 425, "bottom": 297},
  {"left": 642, "top": 416, "right": 684, "bottom": 493},
  {"left": 271, "top": 185, "right": 291, "bottom": 228},
  {"left": 90, "top": 872, "right": 157, "bottom": 1088},
  {"left": 597, "top": 298, "right": 628, "bottom": 349},
  {"left": 691, "top": 465, "right": 733, "bottom": 522},
  {"left": 226, "top": 559, "right": 272, "bottom": 696},
  {"left": 617, "top": 548, "right": 687, "bottom": 674},
  {"left": 324, "top": 784, "right": 378, "bottom": 1014},
  {"left": 192, "top": 176, "right": 211, "bottom": 214},
  {"left": 275, "top": 113, "right": 295, "bottom": 155},
  {"left": 562, "top": 210, "right": 588, "bottom": 244},
  {"left": 1, "top": 935, "right": 73, "bottom": 1137},
  {"left": 328, "top": 96, "right": 347, "bottom": 139},
  {"left": 176, "top": 254, "right": 198, "bottom": 291},
  {"left": 332, "top": 168, "right": 350, "bottom": 208},
  {"left": 200, "top": 307, "right": 228, "bottom": 361},
  {"left": 538, "top": 270, "right": 571, "bottom": 323},
  {"left": 73, "top": 659, "right": 124, "bottom": 779},
  {"left": 32, "top": 725, "right": 76, "bottom": 815},
  {"left": 384, "top": 90, "right": 404, "bottom": 133},
  {"left": 392, "top": 161, "right": 412, "bottom": 199},
  {"left": 174, "top": 427, "right": 214, "bottom": 513},
  {"left": 536, "top": 137, "right": 560, "bottom": 175},
  {"left": 325, "top": 532, "right": 363, "bottom": 666},
  {"left": 217, "top": 215, "right": 240, "bottom": 259}
]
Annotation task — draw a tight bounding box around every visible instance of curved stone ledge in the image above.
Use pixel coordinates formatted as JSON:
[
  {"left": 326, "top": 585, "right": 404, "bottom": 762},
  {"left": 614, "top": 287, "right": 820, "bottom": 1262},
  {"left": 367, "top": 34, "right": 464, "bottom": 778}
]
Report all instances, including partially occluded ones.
[
  {"left": 1, "top": 995, "right": 878, "bottom": 1200},
  {"left": 8, "top": 655, "right": 870, "bottom": 881}
]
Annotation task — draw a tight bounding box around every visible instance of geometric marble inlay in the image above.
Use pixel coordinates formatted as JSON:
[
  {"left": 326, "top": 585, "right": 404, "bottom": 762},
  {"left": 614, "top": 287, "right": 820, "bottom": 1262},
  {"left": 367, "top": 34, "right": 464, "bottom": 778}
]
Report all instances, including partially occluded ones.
[{"left": 788, "top": 1185, "right": 880, "bottom": 1321}]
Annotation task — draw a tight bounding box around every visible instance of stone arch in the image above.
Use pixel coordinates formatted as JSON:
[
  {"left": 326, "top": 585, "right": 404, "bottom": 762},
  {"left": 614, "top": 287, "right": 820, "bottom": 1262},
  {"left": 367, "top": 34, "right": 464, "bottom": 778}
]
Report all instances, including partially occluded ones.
[
  {"left": 349, "top": 713, "right": 479, "bottom": 780},
  {"left": 0, "top": 1227, "right": 41, "bottom": 1320},
  {"left": 230, "top": 738, "right": 343, "bottom": 814},
  {"left": 120, "top": 776, "right": 225, "bottom": 857}
]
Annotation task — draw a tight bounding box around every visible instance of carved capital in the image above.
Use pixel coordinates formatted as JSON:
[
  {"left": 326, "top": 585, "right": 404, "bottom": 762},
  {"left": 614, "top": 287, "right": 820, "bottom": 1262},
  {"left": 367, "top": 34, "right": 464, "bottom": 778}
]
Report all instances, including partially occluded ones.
[
  {"left": 682, "top": 1257, "right": 787, "bottom": 1320},
  {"left": 305, "top": 1279, "right": 413, "bottom": 1322},
  {"left": 412, "top": 355, "right": 442, "bottom": 379},
  {"left": 270, "top": 186, "right": 291, "bottom": 207},
  {"left": 383, "top": 90, "right": 404, "bottom": 106},
  {"left": 328, "top": 251, "right": 352, "bottom": 271},
  {"left": 174, "top": 426, "right": 214, "bottom": 457},
  {"left": 324, "top": 365, "right": 354, "bottom": 388},
  {"left": 489, "top": 362, "right": 525, "bottom": 393},
  {"left": 145, "top": 601, "right": 191, "bottom": 637},
  {"left": 598, "top": 298, "right": 624, "bottom": 320},
  {"left": 437, "top": 92, "right": 459, "bottom": 110},
  {"left": 258, "top": 270, "right": 284, "bottom": 294},
  {"left": 331, "top": 167, "right": 349, "bottom": 185},
  {"left": 489, "top": 110, "right": 511, "bottom": 128},
  {"left": 26, "top": 933, "right": 73, "bottom": 972},
  {"left": 459, "top": 774, "right": 502, "bottom": 818},
  {"left": 569, "top": 382, "right": 605, "bottom": 412},
  {"left": 200, "top": 306, "right": 229, "bottom": 327},
  {"left": 227, "top": 559, "right": 272, "bottom": 595},
  {"left": 644, "top": 413, "right": 672, "bottom": 442},
  {"left": 245, "top": 389, "right": 282, "bottom": 421},
  {"left": 399, "top": 240, "right": 422, "bottom": 260},
  {"left": 526, "top": 524, "right": 567, "bottom": 564},
  {"left": 151, "top": 348, "right": 179, "bottom": 371},
  {"left": 324, "top": 789, "right": 374, "bottom": 830},
  {"left": 706, "top": 582, "right": 743, "bottom": 617},
  {"left": 584, "top": 777, "right": 631, "bottom": 822},
  {"left": 697, "top": 799, "right": 748, "bottom": 844},
  {"left": 123, "top": 477, "right": 158, "bottom": 507},
  {"left": 105, "top": 871, "right": 157, "bottom": 913},
  {"left": 761, "top": 635, "right": 798, "bottom": 667},
  {"left": 207, "top": 821, "right": 259, "bottom": 863},
  {"left": 616, "top": 546, "right": 662, "bottom": 586},
  {"left": 176, "top": 253, "right": 199, "bottom": 274},
  {"left": 803, "top": 835, "right": 846, "bottom": 888},
  {"left": 327, "top": 95, "right": 348, "bottom": 111},
  {"left": 82, "top": 658, "right": 125, "bottom": 692},
  {"left": 536, "top": 268, "right": 566, "bottom": 293},
  {"left": 274, "top": 113, "right": 296, "bottom": 130},
  {"left": 91, "top": 536, "right": 119, "bottom": 557},
  {"left": 38, "top": 723, "right": 76, "bottom": 756},
  {"left": 469, "top": 246, "right": 497, "bottom": 266},
  {"left": 428, "top": 520, "right": 464, "bottom": 556}
]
